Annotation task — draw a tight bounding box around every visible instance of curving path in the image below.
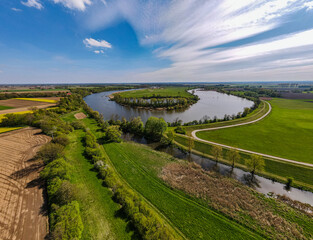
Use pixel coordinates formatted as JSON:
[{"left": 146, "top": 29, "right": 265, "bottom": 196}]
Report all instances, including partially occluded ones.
[{"left": 191, "top": 101, "right": 313, "bottom": 168}]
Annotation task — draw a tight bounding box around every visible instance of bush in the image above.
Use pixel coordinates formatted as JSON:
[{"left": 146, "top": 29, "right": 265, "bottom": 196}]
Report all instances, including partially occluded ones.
[
  {"left": 53, "top": 135, "right": 70, "bottom": 146},
  {"left": 40, "top": 158, "right": 70, "bottom": 181},
  {"left": 174, "top": 126, "right": 186, "bottom": 135},
  {"left": 71, "top": 120, "right": 86, "bottom": 130},
  {"left": 37, "top": 143, "right": 64, "bottom": 163},
  {"left": 106, "top": 125, "right": 122, "bottom": 143},
  {"left": 51, "top": 201, "right": 84, "bottom": 240}
]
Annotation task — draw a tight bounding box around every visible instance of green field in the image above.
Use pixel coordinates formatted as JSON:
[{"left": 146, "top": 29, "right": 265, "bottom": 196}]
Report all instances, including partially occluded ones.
[
  {"left": 104, "top": 142, "right": 263, "bottom": 240},
  {"left": 116, "top": 86, "right": 194, "bottom": 99},
  {"left": 0, "top": 105, "right": 14, "bottom": 110},
  {"left": 62, "top": 118, "right": 137, "bottom": 239},
  {"left": 196, "top": 98, "right": 313, "bottom": 164}
]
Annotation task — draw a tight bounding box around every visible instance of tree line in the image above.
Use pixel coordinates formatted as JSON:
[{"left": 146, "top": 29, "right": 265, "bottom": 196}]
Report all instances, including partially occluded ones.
[{"left": 113, "top": 94, "right": 199, "bottom": 110}]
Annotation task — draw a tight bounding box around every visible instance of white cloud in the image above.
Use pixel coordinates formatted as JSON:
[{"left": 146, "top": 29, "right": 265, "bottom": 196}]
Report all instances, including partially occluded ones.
[
  {"left": 11, "top": 8, "right": 22, "bottom": 12},
  {"left": 304, "top": 1, "right": 313, "bottom": 10},
  {"left": 53, "top": 0, "right": 92, "bottom": 11},
  {"left": 94, "top": 50, "right": 104, "bottom": 54},
  {"left": 21, "top": 0, "right": 43, "bottom": 10},
  {"left": 83, "top": 38, "right": 112, "bottom": 48},
  {"left": 82, "top": 0, "right": 313, "bottom": 82}
]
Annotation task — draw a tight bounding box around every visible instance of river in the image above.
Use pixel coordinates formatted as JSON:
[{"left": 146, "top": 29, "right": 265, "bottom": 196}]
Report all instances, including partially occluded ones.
[
  {"left": 84, "top": 89, "right": 254, "bottom": 123},
  {"left": 84, "top": 89, "right": 313, "bottom": 206}
]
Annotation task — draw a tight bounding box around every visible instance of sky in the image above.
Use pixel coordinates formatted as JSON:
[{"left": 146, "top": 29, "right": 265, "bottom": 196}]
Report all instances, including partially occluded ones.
[{"left": 1, "top": 0, "right": 313, "bottom": 84}]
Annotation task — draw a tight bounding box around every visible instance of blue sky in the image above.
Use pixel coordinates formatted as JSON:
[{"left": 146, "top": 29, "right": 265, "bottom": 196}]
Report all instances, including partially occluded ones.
[{"left": 1, "top": 0, "right": 313, "bottom": 84}]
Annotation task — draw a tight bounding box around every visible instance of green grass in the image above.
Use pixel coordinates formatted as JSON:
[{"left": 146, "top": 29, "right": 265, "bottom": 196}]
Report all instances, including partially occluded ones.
[
  {"left": 104, "top": 141, "right": 263, "bottom": 240},
  {"left": 0, "top": 105, "right": 14, "bottom": 110},
  {"left": 63, "top": 127, "right": 137, "bottom": 239},
  {"left": 116, "top": 87, "right": 194, "bottom": 99},
  {"left": 196, "top": 98, "right": 313, "bottom": 164},
  {"left": 174, "top": 134, "right": 313, "bottom": 190}
]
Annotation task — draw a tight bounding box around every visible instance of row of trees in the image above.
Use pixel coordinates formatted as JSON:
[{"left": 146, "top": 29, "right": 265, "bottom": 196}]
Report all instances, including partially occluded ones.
[
  {"left": 113, "top": 95, "right": 196, "bottom": 110},
  {"left": 39, "top": 139, "right": 84, "bottom": 240},
  {"left": 0, "top": 91, "right": 67, "bottom": 100},
  {"left": 83, "top": 121, "right": 177, "bottom": 239}
]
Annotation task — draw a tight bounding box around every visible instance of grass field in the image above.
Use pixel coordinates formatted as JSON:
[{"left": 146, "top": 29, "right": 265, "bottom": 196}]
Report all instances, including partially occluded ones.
[
  {"left": 0, "top": 106, "right": 14, "bottom": 110},
  {"left": 115, "top": 87, "right": 194, "bottom": 99},
  {"left": 14, "top": 98, "right": 58, "bottom": 103},
  {"left": 174, "top": 134, "right": 313, "bottom": 190},
  {"left": 62, "top": 121, "right": 137, "bottom": 239},
  {"left": 104, "top": 142, "right": 263, "bottom": 240},
  {"left": 196, "top": 98, "right": 313, "bottom": 164}
]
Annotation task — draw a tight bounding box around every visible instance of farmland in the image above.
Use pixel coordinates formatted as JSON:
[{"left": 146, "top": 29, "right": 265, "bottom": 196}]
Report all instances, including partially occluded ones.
[
  {"left": 0, "top": 128, "right": 50, "bottom": 240},
  {"left": 196, "top": 98, "right": 313, "bottom": 164}
]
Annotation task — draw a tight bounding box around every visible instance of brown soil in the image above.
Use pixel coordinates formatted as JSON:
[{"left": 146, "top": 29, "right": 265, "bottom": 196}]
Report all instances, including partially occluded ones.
[
  {"left": 74, "top": 112, "right": 87, "bottom": 119},
  {"left": 0, "top": 128, "right": 50, "bottom": 240},
  {"left": 0, "top": 99, "right": 54, "bottom": 108}
]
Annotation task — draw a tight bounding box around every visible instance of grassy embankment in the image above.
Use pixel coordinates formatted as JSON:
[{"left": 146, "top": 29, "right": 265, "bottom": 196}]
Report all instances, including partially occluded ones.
[
  {"left": 174, "top": 98, "right": 313, "bottom": 190},
  {"left": 60, "top": 113, "right": 138, "bottom": 239},
  {"left": 104, "top": 142, "right": 263, "bottom": 240},
  {"left": 115, "top": 86, "right": 194, "bottom": 99}
]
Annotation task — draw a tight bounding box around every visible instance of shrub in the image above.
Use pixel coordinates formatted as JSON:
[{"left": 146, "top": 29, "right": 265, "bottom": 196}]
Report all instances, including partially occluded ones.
[
  {"left": 71, "top": 120, "right": 86, "bottom": 130},
  {"left": 40, "top": 158, "right": 70, "bottom": 181},
  {"left": 144, "top": 117, "right": 167, "bottom": 142},
  {"left": 37, "top": 143, "right": 64, "bottom": 163},
  {"left": 51, "top": 201, "right": 84, "bottom": 240},
  {"left": 53, "top": 135, "right": 70, "bottom": 146},
  {"left": 174, "top": 126, "right": 186, "bottom": 135},
  {"left": 106, "top": 125, "right": 122, "bottom": 143}
]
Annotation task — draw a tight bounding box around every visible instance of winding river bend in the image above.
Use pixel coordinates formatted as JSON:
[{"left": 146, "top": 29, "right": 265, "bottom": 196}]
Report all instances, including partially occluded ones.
[
  {"left": 84, "top": 89, "right": 313, "bottom": 206},
  {"left": 84, "top": 89, "right": 254, "bottom": 123}
]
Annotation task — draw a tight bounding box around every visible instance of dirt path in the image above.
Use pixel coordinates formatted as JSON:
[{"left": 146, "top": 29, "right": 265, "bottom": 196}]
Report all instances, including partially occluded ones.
[
  {"left": 0, "top": 128, "right": 50, "bottom": 240},
  {"left": 191, "top": 101, "right": 313, "bottom": 168}
]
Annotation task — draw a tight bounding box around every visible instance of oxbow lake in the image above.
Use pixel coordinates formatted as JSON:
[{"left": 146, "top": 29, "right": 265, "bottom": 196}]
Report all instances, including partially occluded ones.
[
  {"left": 85, "top": 89, "right": 313, "bottom": 206},
  {"left": 84, "top": 89, "right": 254, "bottom": 123}
]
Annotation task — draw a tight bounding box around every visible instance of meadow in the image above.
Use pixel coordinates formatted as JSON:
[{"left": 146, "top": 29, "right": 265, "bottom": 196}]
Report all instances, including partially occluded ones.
[
  {"left": 196, "top": 98, "right": 313, "bottom": 164},
  {"left": 115, "top": 86, "right": 194, "bottom": 99},
  {"left": 104, "top": 141, "right": 262, "bottom": 240}
]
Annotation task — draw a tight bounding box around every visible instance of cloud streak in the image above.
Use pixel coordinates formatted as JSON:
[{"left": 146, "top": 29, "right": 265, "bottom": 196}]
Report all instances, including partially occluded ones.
[
  {"left": 83, "top": 38, "right": 112, "bottom": 49},
  {"left": 21, "top": 0, "right": 43, "bottom": 10},
  {"left": 53, "top": 0, "right": 92, "bottom": 11}
]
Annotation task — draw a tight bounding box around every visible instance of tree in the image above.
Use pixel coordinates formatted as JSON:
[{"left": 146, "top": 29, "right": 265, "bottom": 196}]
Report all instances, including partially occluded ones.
[
  {"left": 128, "top": 116, "right": 144, "bottom": 135},
  {"left": 37, "top": 143, "right": 64, "bottom": 163},
  {"left": 211, "top": 145, "right": 223, "bottom": 164},
  {"left": 144, "top": 117, "right": 167, "bottom": 141},
  {"left": 227, "top": 148, "right": 240, "bottom": 169},
  {"left": 246, "top": 154, "right": 265, "bottom": 178},
  {"left": 187, "top": 136, "right": 194, "bottom": 153},
  {"left": 106, "top": 125, "right": 122, "bottom": 143}
]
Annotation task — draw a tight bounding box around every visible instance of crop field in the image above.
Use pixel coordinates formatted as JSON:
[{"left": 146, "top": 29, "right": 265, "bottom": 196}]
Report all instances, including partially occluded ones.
[
  {"left": 14, "top": 98, "right": 58, "bottom": 103},
  {"left": 0, "top": 127, "right": 22, "bottom": 133},
  {"left": 0, "top": 99, "right": 54, "bottom": 108},
  {"left": 115, "top": 86, "right": 194, "bottom": 99},
  {"left": 0, "top": 128, "right": 50, "bottom": 240},
  {"left": 196, "top": 98, "right": 313, "bottom": 164},
  {"left": 104, "top": 142, "right": 263, "bottom": 240},
  {"left": 0, "top": 106, "right": 14, "bottom": 110}
]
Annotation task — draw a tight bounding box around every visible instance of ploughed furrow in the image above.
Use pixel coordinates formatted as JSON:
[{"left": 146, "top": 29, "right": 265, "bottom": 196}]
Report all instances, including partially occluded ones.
[{"left": 0, "top": 127, "right": 50, "bottom": 240}]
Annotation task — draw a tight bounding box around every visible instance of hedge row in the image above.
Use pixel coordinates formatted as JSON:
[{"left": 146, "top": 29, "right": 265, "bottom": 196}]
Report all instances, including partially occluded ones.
[{"left": 83, "top": 130, "right": 177, "bottom": 240}]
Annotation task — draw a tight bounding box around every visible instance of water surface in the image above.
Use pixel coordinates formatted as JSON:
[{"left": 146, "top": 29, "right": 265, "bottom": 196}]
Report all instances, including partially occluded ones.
[{"left": 84, "top": 89, "right": 254, "bottom": 123}]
